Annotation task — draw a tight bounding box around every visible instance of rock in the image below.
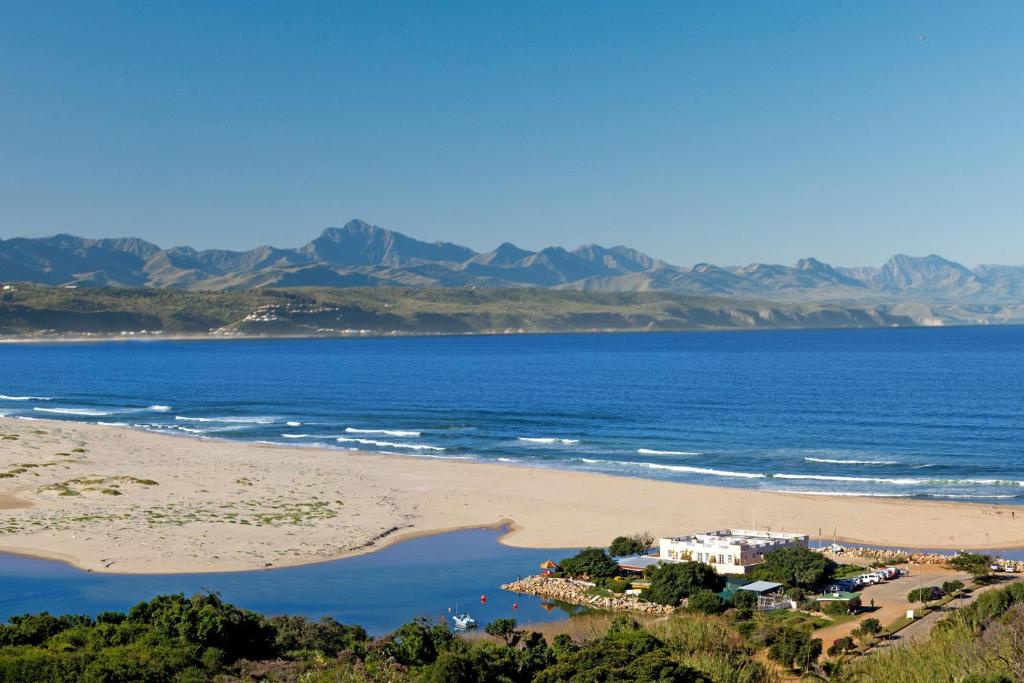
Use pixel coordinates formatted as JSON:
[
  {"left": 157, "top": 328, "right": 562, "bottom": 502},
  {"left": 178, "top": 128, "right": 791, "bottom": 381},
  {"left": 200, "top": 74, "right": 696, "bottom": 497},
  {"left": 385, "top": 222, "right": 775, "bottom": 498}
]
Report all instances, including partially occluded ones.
[{"left": 501, "top": 576, "right": 674, "bottom": 615}]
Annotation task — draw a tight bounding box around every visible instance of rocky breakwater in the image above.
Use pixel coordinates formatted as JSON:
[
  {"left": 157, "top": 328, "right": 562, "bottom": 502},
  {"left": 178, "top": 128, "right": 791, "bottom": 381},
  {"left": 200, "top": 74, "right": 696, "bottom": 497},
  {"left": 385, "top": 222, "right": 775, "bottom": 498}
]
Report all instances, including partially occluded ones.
[
  {"left": 502, "top": 576, "right": 675, "bottom": 615},
  {"left": 825, "top": 546, "right": 951, "bottom": 566}
]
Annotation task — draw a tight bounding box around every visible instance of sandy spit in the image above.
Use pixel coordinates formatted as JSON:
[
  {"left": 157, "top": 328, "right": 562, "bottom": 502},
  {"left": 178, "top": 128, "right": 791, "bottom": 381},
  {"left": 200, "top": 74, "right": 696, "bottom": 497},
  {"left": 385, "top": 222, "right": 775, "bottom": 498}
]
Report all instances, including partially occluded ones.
[{"left": 1, "top": 417, "right": 1022, "bottom": 574}]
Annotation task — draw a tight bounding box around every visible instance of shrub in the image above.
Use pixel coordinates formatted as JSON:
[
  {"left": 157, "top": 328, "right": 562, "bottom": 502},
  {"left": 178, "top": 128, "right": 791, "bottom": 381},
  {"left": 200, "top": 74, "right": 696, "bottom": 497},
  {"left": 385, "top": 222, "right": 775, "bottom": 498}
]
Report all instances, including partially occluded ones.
[
  {"left": 784, "top": 587, "right": 805, "bottom": 602},
  {"left": 948, "top": 553, "right": 993, "bottom": 578},
  {"left": 823, "top": 598, "right": 859, "bottom": 616},
  {"left": 767, "top": 627, "right": 822, "bottom": 671},
  {"left": 827, "top": 636, "right": 855, "bottom": 656},
  {"left": 609, "top": 535, "right": 647, "bottom": 557},
  {"left": 644, "top": 561, "right": 726, "bottom": 607},
  {"left": 730, "top": 590, "right": 758, "bottom": 610},
  {"left": 559, "top": 548, "right": 620, "bottom": 579},
  {"left": 751, "top": 547, "right": 836, "bottom": 587},
  {"left": 484, "top": 618, "right": 521, "bottom": 646},
  {"left": 687, "top": 589, "right": 725, "bottom": 614}
]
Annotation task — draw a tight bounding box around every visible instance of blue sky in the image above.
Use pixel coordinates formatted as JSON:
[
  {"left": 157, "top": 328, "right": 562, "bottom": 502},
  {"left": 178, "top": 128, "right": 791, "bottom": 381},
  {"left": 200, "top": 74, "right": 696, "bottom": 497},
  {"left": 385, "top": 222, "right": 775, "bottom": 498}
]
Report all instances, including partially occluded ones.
[{"left": 1, "top": 1, "right": 1022, "bottom": 266}]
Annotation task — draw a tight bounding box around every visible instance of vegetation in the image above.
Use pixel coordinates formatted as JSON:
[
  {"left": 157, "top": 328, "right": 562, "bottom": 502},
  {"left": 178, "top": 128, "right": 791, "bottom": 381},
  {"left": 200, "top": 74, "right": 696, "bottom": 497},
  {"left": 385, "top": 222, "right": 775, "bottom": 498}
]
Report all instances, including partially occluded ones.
[
  {"left": 907, "top": 586, "right": 940, "bottom": 611},
  {"left": 643, "top": 562, "right": 725, "bottom": 607},
  {"left": 948, "top": 552, "right": 993, "bottom": 580},
  {"left": 852, "top": 617, "right": 882, "bottom": 646},
  {"left": 942, "top": 579, "right": 965, "bottom": 598},
  {"left": 558, "top": 548, "right": 620, "bottom": 579},
  {"left": 608, "top": 532, "right": 655, "bottom": 558},
  {"left": 0, "top": 595, "right": 782, "bottom": 683},
  {"left": 848, "top": 582, "right": 1024, "bottom": 682},
  {"left": 749, "top": 546, "right": 836, "bottom": 588},
  {"left": 766, "top": 627, "right": 822, "bottom": 673},
  {"left": 0, "top": 284, "right": 923, "bottom": 339}
]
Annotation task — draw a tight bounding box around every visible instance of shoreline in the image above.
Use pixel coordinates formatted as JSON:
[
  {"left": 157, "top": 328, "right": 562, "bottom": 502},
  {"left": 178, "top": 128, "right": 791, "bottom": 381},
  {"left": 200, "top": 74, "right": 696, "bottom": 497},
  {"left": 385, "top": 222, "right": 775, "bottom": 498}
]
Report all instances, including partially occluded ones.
[
  {"left": 3, "top": 417, "right": 1024, "bottom": 574},
  {"left": 0, "top": 321, "right": 1005, "bottom": 346}
]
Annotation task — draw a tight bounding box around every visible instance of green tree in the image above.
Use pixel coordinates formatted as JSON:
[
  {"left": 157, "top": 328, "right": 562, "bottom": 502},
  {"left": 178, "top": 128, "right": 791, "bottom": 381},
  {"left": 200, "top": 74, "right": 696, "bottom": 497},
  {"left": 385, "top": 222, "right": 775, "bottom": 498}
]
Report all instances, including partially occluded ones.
[
  {"left": 826, "top": 636, "right": 855, "bottom": 657},
  {"left": 484, "top": 618, "right": 521, "bottom": 647},
  {"left": 752, "top": 546, "right": 836, "bottom": 588},
  {"left": 948, "top": 553, "right": 993, "bottom": 579},
  {"left": 686, "top": 589, "right": 725, "bottom": 614},
  {"left": 767, "top": 627, "right": 822, "bottom": 671},
  {"left": 907, "top": 587, "right": 938, "bottom": 611},
  {"left": 851, "top": 617, "right": 882, "bottom": 646},
  {"left": 533, "top": 618, "right": 705, "bottom": 683},
  {"left": 730, "top": 590, "right": 758, "bottom": 610},
  {"left": 610, "top": 536, "right": 643, "bottom": 557},
  {"left": 942, "top": 579, "right": 965, "bottom": 597},
  {"left": 644, "top": 561, "right": 726, "bottom": 607},
  {"left": 559, "top": 548, "right": 620, "bottom": 578}
]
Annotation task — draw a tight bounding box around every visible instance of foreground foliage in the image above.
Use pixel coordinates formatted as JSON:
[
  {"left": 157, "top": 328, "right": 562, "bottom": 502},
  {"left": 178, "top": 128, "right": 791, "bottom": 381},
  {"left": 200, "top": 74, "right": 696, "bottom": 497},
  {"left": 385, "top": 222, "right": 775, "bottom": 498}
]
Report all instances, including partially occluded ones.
[{"left": 0, "top": 594, "right": 776, "bottom": 683}]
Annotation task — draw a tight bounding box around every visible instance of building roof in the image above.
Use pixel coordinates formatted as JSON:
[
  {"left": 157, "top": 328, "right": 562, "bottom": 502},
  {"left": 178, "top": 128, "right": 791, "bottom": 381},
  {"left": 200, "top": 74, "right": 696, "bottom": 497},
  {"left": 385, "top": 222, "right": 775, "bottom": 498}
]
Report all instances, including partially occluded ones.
[
  {"left": 539, "top": 560, "right": 560, "bottom": 569},
  {"left": 616, "top": 555, "right": 662, "bottom": 571},
  {"left": 738, "top": 581, "right": 784, "bottom": 594},
  {"left": 817, "top": 591, "right": 859, "bottom": 601},
  {"left": 661, "top": 529, "right": 808, "bottom": 549}
]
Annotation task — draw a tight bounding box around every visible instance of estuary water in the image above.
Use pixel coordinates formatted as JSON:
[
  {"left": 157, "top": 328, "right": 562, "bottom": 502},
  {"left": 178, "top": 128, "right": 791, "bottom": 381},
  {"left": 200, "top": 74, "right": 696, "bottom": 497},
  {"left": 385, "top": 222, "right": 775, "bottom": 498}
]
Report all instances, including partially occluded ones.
[
  {"left": 0, "top": 528, "right": 581, "bottom": 634},
  {"left": 2, "top": 326, "right": 1024, "bottom": 502}
]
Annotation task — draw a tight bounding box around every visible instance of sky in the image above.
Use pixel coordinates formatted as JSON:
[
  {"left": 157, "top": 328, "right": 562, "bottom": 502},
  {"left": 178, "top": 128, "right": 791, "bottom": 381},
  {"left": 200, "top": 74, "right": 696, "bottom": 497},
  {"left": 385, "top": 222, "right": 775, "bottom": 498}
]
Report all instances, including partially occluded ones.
[{"left": 1, "top": 2, "right": 1022, "bottom": 267}]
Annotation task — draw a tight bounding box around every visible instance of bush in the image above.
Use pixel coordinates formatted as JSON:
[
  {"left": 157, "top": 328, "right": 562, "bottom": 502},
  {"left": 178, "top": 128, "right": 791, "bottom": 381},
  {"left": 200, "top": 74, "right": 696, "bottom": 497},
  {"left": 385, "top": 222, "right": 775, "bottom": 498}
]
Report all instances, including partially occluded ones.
[
  {"left": 784, "top": 587, "right": 805, "bottom": 602},
  {"left": 730, "top": 590, "right": 758, "bottom": 610},
  {"left": 948, "top": 553, "right": 993, "bottom": 578},
  {"left": 644, "top": 562, "right": 726, "bottom": 607},
  {"left": 907, "top": 587, "right": 939, "bottom": 607},
  {"left": 751, "top": 547, "right": 836, "bottom": 588},
  {"left": 484, "top": 618, "right": 521, "bottom": 646},
  {"left": 687, "top": 589, "right": 725, "bottom": 614},
  {"left": 827, "top": 636, "right": 855, "bottom": 656},
  {"left": 559, "top": 548, "right": 620, "bottom": 579},
  {"left": 767, "top": 627, "right": 822, "bottom": 671},
  {"left": 823, "top": 598, "right": 859, "bottom": 616},
  {"left": 609, "top": 534, "right": 653, "bottom": 557}
]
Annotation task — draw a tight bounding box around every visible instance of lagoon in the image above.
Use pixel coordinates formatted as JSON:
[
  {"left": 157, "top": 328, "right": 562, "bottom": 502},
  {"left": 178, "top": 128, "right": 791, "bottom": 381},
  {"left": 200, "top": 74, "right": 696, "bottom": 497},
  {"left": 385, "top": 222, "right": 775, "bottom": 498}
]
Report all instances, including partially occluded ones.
[{"left": 0, "top": 528, "right": 582, "bottom": 635}]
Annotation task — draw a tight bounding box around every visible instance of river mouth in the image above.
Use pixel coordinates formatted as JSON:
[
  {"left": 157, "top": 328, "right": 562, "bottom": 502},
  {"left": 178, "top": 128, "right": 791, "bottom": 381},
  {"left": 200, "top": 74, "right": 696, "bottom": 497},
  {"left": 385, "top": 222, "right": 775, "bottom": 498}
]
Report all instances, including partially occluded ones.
[{"left": 0, "top": 527, "right": 586, "bottom": 635}]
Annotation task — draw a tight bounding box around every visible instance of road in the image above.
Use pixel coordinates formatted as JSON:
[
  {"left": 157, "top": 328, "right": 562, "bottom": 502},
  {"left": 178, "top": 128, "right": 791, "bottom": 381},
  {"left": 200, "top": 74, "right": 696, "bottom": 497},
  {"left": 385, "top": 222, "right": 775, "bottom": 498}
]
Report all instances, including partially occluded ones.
[{"left": 875, "top": 573, "right": 1023, "bottom": 649}]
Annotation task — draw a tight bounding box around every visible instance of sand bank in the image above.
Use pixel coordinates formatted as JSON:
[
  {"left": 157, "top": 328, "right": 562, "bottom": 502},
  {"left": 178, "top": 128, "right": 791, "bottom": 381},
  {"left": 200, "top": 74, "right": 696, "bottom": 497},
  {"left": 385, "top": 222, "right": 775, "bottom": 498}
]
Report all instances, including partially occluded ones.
[{"left": 1, "top": 417, "right": 1022, "bottom": 574}]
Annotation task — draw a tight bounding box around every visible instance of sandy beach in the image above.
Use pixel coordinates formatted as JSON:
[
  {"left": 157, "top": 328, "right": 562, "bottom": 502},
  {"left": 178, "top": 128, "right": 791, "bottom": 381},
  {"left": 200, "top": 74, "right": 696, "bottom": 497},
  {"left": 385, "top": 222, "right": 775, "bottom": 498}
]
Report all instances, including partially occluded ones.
[{"left": 1, "top": 416, "right": 1023, "bottom": 574}]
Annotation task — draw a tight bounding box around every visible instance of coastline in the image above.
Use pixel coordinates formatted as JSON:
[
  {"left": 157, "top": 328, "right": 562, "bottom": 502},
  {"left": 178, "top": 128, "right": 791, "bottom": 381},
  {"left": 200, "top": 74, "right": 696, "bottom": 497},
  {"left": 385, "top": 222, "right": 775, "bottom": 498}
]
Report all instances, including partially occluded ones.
[
  {"left": 3, "top": 417, "right": 1024, "bottom": 575},
  {"left": 0, "top": 322, "right": 996, "bottom": 346}
]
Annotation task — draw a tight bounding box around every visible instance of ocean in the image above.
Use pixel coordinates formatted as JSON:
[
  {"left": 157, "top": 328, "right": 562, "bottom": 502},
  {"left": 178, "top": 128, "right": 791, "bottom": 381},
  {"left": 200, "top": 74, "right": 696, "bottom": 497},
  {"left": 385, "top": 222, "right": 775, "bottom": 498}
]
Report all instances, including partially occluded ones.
[{"left": 2, "top": 326, "right": 1024, "bottom": 503}]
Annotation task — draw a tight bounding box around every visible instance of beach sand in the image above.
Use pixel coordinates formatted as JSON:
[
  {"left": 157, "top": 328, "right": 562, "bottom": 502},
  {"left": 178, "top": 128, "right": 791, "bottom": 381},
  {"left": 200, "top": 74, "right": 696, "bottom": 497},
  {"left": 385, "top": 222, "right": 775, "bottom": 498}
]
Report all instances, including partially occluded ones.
[{"left": 1, "top": 417, "right": 1023, "bottom": 574}]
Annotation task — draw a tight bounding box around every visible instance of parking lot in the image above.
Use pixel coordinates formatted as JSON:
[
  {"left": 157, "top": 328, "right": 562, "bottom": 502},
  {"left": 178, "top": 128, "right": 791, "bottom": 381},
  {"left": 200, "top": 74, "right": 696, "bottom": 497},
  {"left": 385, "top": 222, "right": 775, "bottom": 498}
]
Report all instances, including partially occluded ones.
[{"left": 814, "top": 564, "right": 972, "bottom": 649}]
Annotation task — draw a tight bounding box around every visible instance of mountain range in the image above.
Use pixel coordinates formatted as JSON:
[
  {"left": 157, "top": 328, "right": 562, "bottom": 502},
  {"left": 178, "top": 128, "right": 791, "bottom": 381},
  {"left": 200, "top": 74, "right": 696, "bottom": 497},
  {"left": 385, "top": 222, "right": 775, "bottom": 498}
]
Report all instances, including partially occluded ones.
[{"left": 2, "top": 219, "right": 1022, "bottom": 304}]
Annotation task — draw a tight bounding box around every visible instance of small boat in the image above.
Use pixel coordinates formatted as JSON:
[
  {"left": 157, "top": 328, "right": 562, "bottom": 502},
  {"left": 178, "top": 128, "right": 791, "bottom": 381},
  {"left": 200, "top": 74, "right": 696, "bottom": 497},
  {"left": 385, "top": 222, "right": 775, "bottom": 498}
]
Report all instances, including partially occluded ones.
[{"left": 452, "top": 613, "right": 477, "bottom": 630}]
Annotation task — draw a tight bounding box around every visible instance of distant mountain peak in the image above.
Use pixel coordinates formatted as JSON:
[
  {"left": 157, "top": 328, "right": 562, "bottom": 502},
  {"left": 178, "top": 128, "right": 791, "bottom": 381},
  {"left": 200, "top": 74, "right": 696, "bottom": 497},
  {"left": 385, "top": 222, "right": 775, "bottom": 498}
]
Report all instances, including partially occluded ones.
[{"left": 2, "top": 221, "right": 1021, "bottom": 303}]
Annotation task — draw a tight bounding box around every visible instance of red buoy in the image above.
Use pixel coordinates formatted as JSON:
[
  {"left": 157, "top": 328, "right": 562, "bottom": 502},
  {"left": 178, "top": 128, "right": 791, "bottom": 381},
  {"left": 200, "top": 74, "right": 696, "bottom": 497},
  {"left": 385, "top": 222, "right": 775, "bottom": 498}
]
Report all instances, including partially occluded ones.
[
  {"left": 512, "top": 602, "right": 518, "bottom": 610},
  {"left": 480, "top": 594, "right": 487, "bottom": 604}
]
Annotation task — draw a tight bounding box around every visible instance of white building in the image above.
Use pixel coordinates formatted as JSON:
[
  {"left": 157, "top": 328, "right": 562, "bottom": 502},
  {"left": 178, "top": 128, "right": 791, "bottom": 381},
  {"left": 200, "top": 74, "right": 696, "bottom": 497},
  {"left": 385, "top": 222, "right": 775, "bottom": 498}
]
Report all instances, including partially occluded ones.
[{"left": 658, "top": 529, "right": 809, "bottom": 574}]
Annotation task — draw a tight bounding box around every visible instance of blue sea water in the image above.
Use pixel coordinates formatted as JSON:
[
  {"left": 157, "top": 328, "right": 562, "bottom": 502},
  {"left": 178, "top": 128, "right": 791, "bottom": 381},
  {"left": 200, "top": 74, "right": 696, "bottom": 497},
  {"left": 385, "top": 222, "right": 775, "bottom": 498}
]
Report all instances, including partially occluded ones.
[
  {"left": 2, "top": 326, "right": 1024, "bottom": 502},
  {"left": 0, "top": 528, "right": 582, "bottom": 634}
]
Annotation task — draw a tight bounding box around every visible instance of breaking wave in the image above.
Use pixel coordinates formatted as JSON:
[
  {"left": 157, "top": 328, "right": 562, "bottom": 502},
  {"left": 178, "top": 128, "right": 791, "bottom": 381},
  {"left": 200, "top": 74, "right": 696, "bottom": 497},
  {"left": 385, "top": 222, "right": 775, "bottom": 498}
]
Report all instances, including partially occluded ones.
[
  {"left": 517, "top": 437, "right": 580, "bottom": 444},
  {"left": 346, "top": 427, "right": 421, "bottom": 437},
  {"left": 0, "top": 395, "right": 51, "bottom": 401},
  {"left": 34, "top": 407, "right": 113, "bottom": 417},
  {"left": 336, "top": 437, "right": 445, "bottom": 451},
  {"left": 638, "top": 448, "right": 701, "bottom": 456},
  {"left": 804, "top": 457, "right": 899, "bottom": 465},
  {"left": 175, "top": 416, "right": 275, "bottom": 424}
]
